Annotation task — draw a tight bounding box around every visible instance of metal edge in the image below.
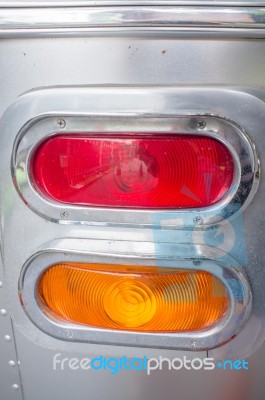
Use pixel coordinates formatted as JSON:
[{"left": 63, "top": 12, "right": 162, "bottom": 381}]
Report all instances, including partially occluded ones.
[
  {"left": 0, "top": 7, "right": 265, "bottom": 38},
  {"left": 2, "top": 1, "right": 265, "bottom": 8}
]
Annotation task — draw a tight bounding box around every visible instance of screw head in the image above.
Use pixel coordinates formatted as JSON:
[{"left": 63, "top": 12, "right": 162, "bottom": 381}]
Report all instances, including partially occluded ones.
[
  {"left": 193, "top": 216, "right": 203, "bottom": 225},
  {"left": 197, "top": 120, "right": 206, "bottom": 129},
  {"left": 190, "top": 341, "right": 197, "bottom": 348},
  {"left": 60, "top": 211, "right": 69, "bottom": 219},
  {"left": 65, "top": 330, "right": 73, "bottom": 339},
  {"left": 57, "top": 119, "right": 66, "bottom": 129}
]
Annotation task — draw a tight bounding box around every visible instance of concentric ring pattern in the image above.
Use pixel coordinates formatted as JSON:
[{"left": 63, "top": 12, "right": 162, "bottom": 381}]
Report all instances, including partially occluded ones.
[
  {"left": 32, "top": 134, "right": 234, "bottom": 208},
  {"left": 38, "top": 263, "right": 229, "bottom": 332}
]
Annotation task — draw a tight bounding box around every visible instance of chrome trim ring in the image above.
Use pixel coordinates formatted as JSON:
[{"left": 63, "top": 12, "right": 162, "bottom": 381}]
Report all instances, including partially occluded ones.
[
  {"left": 12, "top": 87, "right": 259, "bottom": 228},
  {"left": 19, "top": 241, "right": 252, "bottom": 350}
]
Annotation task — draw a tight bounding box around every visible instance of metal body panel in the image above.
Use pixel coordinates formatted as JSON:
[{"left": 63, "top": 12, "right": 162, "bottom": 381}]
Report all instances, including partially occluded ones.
[
  {"left": 11, "top": 325, "right": 265, "bottom": 400},
  {"left": 0, "top": 5, "right": 265, "bottom": 400},
  {"left": 0, "top": 251, "right": 23, "bottom": 399},
  {"left": 3, "top": 38, "right": 265, "bottom": 116}
]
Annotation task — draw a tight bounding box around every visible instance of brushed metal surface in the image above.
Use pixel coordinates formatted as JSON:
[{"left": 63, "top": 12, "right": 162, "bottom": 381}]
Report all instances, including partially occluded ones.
[
  {"left": 0, "top": 6, "right": 265, "bottom": 400},
  {"left": 2, "top": 38, "right": 265, "bottom": 115}
]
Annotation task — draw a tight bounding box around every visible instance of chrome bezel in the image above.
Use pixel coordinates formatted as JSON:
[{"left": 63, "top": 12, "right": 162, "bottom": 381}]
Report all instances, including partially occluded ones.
[
  {"left": 19, "top": 240, "right": 252, "bottom": 350},
  {"left": 12, "top": 90, "right": 259, "bottom": 228}
]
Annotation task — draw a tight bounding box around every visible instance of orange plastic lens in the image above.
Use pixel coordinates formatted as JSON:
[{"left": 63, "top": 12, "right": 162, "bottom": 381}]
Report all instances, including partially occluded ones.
[{"left": 38, "top": 263, "right": 229, "bottom": 332}]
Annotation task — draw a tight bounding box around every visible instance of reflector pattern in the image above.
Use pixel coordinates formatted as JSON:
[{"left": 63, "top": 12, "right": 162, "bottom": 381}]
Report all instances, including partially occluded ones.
[
  {"left": 32, "top": 134, "right": 234, "bottom": 208},
  {"left": 38, "top": 263, "right": 229, "bottom": 332}
]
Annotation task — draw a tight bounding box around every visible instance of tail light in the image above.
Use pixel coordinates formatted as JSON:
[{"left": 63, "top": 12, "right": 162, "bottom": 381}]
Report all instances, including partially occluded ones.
[
  {"left": 38, "top": 263, "right": 229, "bottom": 332},
  {"left": 9, "top": 87, "right": 260, "bottom": 353},
  {"left": 14, "top": 109, "right": 256, "bottom": 226},
  {"left": 20, "top": 245, "right": 251, "bottom": 349},
  {"left": 31, "top": 134, "right": 234, "bottom": 209}
]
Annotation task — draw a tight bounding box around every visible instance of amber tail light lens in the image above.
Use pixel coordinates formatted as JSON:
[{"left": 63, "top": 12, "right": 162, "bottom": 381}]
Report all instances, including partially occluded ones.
[
  {"left": 31, "top": 134, "right": 234, "bottom": 209},
  {"left": 37, "top": 263, "right": 229, "bottom": 332}
]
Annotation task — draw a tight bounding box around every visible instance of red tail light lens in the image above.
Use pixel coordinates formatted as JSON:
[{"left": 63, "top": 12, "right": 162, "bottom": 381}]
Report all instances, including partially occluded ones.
[{"left": 31, "top": 134, "right": 234, "bottom": 209}]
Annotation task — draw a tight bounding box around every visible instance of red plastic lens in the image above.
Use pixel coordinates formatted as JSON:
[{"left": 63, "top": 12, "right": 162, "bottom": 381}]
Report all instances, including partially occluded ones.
[{"left": 31, "top": 134, "right": 234, "bottom": 209}]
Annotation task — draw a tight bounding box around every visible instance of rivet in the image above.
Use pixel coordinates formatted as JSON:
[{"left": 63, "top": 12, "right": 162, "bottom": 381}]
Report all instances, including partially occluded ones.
[
  {"left": 0, "top": 281, "right": 3, "bottom": 288},
  {"left": 0, "top": 309, "right": 7, "bottom": 316},
  {"left": 9, "top": 360, "right": 16, "bottom": 367},
  {"left": 4, "top": 335, "right": 11, "bottom": 341},
  {"left": 12, "top": 384, "right": 19, "bottom": 391}
]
